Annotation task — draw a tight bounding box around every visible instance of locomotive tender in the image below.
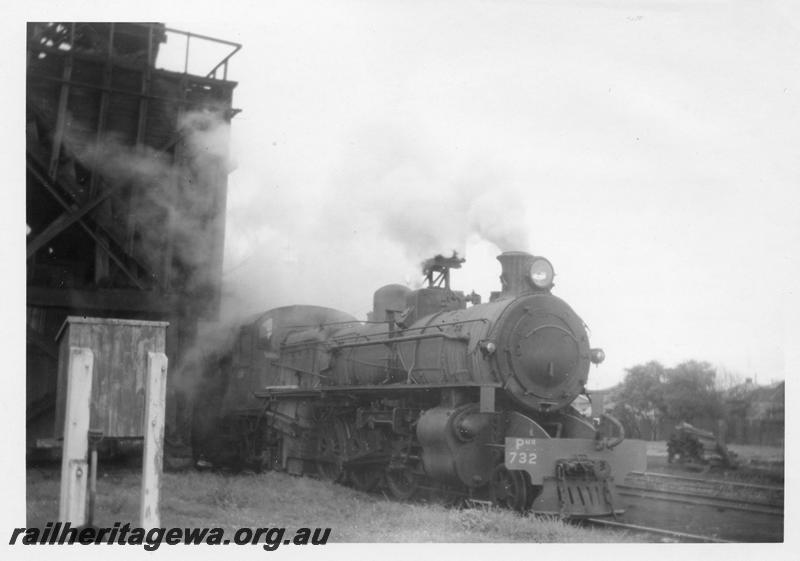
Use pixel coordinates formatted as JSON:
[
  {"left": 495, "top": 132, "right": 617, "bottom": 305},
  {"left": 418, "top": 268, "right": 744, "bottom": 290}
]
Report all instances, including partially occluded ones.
[{"left": 193, "top": 251, "right": 646, "bottom": 517}]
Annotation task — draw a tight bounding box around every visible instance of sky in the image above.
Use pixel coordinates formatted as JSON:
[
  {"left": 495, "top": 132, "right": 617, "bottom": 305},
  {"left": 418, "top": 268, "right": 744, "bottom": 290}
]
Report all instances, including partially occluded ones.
[{"left": 149, "top": 1, "right": 799, "bottom": 390}]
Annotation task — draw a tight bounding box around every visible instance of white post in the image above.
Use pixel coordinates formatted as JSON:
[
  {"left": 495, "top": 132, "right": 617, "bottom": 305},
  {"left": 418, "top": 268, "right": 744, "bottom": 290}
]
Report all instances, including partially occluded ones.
[
  {"left": 140, "top": 351, "right": 168, "bottom": 528},
  {"left": 58, "top": 347, "right": 94, "bottom": 524}
]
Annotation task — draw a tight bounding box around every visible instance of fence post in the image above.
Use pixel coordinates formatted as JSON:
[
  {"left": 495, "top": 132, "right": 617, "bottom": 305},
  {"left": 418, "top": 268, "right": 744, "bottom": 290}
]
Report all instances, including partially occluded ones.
[
  {"left": 140, "top": 352, "right": 168, "bottom": 528},
  {"left": 58, "top": 347, "right": 94, "bottom": 524}
]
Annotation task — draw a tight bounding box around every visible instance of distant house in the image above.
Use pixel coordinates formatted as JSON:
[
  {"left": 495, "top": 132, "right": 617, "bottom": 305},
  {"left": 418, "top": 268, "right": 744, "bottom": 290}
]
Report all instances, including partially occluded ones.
[{"left": 724, "top": 380, "right": 784, "bottom": 446}]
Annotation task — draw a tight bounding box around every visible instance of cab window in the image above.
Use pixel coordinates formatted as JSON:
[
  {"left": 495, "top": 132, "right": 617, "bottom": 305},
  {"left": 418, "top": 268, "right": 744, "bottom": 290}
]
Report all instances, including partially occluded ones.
[{"left": 235, "top": 326, "right": 253, "bottom": 366}]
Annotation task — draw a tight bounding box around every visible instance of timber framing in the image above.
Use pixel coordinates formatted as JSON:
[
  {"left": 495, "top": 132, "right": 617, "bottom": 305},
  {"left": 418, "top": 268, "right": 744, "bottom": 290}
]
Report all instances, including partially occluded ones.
[
  {"left": 27, "top": 286, "right": 177, "bottom": 316},
  {"left": 26, "top": 22, "right": 240, "bottom": 448}
]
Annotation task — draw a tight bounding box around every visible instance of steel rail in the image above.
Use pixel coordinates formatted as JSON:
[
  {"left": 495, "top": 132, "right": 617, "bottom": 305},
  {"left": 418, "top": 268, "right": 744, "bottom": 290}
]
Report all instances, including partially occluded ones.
[
  {"left": 583, "top": 517, "right": 731, "bottom": 543},
  {"left": 627, "top": 470, "right": 783, "bottom": 492},
  {"left": 617, "top": 484, "right": 783, "bottom": 516}
]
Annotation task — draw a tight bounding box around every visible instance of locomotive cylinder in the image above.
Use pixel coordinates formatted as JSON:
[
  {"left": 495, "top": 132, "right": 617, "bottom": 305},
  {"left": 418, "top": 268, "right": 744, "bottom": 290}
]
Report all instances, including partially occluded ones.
[{"left": 416, "top": 404, "right": 497, "bottom": 487}]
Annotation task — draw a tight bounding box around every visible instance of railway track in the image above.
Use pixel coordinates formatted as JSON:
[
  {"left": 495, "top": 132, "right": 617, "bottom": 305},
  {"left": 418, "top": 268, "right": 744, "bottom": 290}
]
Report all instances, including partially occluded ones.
[
  {"left": 617, "top": 485, "right": 782, "bottom": 516},
  {"left": 365, "top": 468, "right": 783, "bottom": 542},
  {"left": 623, "top": 471, "right": 783, "bottom": 513},
  {"left": 607, "top": 470, "right": 784, "bottom": 542},
  {"left": 582, "top": 517, "right": 731, "bottom": 543}
]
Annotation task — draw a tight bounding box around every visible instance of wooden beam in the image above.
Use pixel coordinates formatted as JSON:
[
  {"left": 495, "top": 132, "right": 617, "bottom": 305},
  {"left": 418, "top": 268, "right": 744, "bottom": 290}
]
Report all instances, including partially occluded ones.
[
  {"left": 27, "top": 71, "right": 236, "bottom": 173},
  {"left": 91, "top": 25, "right": 115, "bottom": 282},
  {"left": 27, "top": 392, "right": 57, "bottom": 424},
  {"left": 27, "top": 326, "right": 59, "bottom": 359},
  {"left": 58, "top": 347, "right": 93, "bottom": 525},
  {"left": 141, "top": 351, "right": 168, "bottom": 528},
  {"left": 27, "top": 157, "right": 148, "bottom": 289},
  {"left": 48, "top": 23, "right": 75, "bottom": 180},
  {"left": 27, "top": 69, "right": 238, "bottom": 107},
  {"left": 29, "top": 26, "right": 240, "bottom": 88},
  {"left": 161, "top": 76, "right": 190, "bottom": 292},
  {"left": 26, "top": 178, "right": 128, "bottom": 260},
  {"left": 129, "top": 31, "right": 153, "bottom": 255},
  {"left": 27, "top": 286, "right": 176, "bottom": 314}
]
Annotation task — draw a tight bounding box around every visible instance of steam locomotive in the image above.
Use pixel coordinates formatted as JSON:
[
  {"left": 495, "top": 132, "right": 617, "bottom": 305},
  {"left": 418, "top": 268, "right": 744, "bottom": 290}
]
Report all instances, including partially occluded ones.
[{"left": 192, "top": 251, "right": 645, "bottom": 517}]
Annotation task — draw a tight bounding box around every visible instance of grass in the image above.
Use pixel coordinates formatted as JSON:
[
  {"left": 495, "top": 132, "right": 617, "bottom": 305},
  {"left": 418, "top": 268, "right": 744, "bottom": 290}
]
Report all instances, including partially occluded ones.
[{"left": 27, "top": 465, "right": 637, "bottom": 543}]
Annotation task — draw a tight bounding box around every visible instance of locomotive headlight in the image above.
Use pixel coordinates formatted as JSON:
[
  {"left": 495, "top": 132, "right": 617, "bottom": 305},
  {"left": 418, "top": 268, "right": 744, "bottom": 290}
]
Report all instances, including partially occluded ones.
[
  {"left": 590, "top": 348, "right": 605, "bottom": 365},
  {"left": 529, "top": 258, "right": 555, "bottom": 289}
]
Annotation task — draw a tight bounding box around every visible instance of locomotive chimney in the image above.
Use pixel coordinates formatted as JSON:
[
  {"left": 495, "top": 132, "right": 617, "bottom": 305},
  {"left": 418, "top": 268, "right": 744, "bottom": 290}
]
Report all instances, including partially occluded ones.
[{"left": 496, "top": 251, "right": 536, "bottom": 296}]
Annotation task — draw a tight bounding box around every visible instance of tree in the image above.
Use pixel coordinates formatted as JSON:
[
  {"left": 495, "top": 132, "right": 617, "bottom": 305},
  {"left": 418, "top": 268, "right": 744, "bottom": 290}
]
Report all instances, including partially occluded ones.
[
  {"left": 662, "top": 360, "right": 723, "bottom": 421},
  {"left": 714, "top": 366, "right": 745, "bottom": 391},
  {"left": 616, "top": 361, "right": 667, "bottom": 415},
  {"left": 610, "top": 360, "right": 725, "bottom": 440},
  {"left": 612, "top": 361, "right": 667, "bottom": 440}
]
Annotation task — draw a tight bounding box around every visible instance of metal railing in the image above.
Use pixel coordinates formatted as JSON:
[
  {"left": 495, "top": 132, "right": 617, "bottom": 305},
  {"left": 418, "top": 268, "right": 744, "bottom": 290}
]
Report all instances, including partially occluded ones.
[
  {"left": 28, "top": 22, "right": 241, "bottom": 80},
  {"left": 163, "top": 25, "right": 241, "bottom": 80}
]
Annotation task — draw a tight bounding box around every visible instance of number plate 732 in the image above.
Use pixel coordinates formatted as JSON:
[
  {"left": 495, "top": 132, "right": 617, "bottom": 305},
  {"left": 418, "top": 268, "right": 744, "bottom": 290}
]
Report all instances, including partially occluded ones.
[{"left": 506, "top": 450, "right": 538, "bottom": 466}]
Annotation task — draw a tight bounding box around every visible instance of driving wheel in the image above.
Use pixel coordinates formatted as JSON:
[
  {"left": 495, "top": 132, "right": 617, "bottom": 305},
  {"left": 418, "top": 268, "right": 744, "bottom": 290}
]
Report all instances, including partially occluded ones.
[
  {"left": 316, "top": 419, "right": 347, "bottom": 482},
  {"left": 489, "top": 465, "right": 530, "bottom": 512},
  {"left": 385, "top": 467, "right": 418, "bottom": 500}
]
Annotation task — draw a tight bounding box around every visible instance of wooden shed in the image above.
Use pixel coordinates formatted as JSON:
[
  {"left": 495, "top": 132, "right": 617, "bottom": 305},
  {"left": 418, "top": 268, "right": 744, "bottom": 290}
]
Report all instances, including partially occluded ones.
[{"left": 54, "top": 316, "right": 168, "bottom": 438}]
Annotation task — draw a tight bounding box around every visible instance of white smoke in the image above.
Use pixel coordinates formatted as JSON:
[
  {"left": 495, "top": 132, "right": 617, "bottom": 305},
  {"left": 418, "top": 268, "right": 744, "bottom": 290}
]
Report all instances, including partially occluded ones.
[
  {"left": 327, "top": 125, "right": 532, "bottom": 260},
  {"left": 72, "top": 108, "right": 234, "bottom": 289},
  {"left": 221, "top": 124, "right": 532, "bottom": 323},
  {"left": 467, "top": 189, "right": 530, "bottom": 252},
  {"left": 42, "top": 109, "right": 234, "bottom": 403},
  {"left": 178, "top": 108, "right": 235, "bottom": 172}
]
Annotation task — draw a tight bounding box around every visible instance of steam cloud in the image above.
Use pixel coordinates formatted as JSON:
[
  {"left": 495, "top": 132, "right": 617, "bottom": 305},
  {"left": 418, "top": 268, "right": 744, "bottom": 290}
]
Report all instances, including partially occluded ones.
[
  {"left": 222, "top": 125, "right": 532, "bottom": 324},
  {"left": 73, "top": 108, "right": 233, "bottom": 293},
  {"left": 58, "top": 109, "right": 234, "bottom": 397},
  {"left": 57, "top": 116, "right": 533, "bottom": 413},
  {"left": 60, "top": 117, "right": 532, "bottom": 371}
]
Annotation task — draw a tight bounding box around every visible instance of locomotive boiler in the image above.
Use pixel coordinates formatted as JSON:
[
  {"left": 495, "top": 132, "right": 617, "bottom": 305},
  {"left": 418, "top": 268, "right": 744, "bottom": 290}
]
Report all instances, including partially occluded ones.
[{"left": 192, "top": 251, "right": 645, "bottom": 517}]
